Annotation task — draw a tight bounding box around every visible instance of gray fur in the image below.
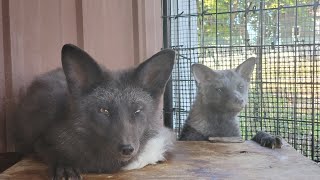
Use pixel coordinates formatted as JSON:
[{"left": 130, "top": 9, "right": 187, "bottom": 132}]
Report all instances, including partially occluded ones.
[
  {"left": 13, "top": 44, "right": 175, "bottom": 179},
  {"left": 179, "top": 58, "right": 256, "bottom": 140}
]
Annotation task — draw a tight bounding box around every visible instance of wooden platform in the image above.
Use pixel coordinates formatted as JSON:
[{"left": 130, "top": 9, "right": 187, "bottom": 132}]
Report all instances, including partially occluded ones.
[{"left": 1, "top": 141, "right": 319, "bottom": 179}]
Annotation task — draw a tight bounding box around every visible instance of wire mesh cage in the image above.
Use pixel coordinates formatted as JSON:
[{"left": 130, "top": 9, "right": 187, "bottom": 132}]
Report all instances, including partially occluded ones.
[{"left": 163, "top": 0, "right": 320, "bottom": 162}]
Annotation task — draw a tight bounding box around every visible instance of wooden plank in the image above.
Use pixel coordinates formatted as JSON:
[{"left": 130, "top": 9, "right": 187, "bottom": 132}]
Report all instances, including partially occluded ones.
[
  {"left": 0, "top": 0, "right": 7, "bottom": 153},
  {"left": 2, "top": 0, "right": 12, "bottom": 152},
  {"left": 1, "top": 141, "right": 319, "bottom": 179},
  {"left": 82, "top": 0, "right": 135, "bottom": 69},
  {"left": 144, "top": 0, "right": 162, "bottom": 58},
  {"left": 132, "top": 0, "right": 163, "bottom": 64},
  {"left": 208, "top": 136, "right": 244, "bottom": 143}
]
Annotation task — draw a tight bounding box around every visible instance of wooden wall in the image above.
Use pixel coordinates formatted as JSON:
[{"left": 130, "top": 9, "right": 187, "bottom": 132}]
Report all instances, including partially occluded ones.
[
  {"left": 0, "top": 0, "right": 163, "bottom": 153},
  {"left": 0, "top": 0, "right": 5, "bottom": 153}
]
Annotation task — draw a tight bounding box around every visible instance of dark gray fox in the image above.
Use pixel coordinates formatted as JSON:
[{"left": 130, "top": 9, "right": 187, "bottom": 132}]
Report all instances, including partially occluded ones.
[
  {"left": 13, "top": 44, "right": 176, "bottom": 179},
  {"left": 179, "top": 58, "right": 282, "bottom": 149}
]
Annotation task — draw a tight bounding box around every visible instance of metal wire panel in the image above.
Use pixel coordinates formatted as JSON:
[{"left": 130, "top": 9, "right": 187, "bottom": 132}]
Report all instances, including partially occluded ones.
[{"left": 163, "top": 0, "right": 320, "bottom": 162}]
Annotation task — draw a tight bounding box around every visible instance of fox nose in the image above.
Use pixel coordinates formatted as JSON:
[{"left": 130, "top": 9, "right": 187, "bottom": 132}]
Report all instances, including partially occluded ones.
[
  {"left": 235, "top": 98, "right": 244, "bottom": 104},
  {"left": 120, "top": 144, "right": 134, "bottom": 156}
]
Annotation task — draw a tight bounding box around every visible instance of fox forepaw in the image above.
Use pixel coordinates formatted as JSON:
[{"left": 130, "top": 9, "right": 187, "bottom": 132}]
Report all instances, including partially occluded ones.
[
  {"left": 260, "top": 136, "right": 282, "bottom": 149},
  {"left": 52, "top": 166, "right": 81, "bottom": 180},
  {"left": 252, "top": 131, "right": 282, "bottom": 149}
]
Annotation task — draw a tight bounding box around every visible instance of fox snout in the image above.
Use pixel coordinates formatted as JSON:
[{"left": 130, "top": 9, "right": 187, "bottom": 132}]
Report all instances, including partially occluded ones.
[
  {"left": 234, "top": 97, "right": 244, "bottom": 105},
  {"left": 232, "top": 92, "right": 246, "bottom": 107},
  {"left": 226, "top": 92, "right": 246, "bottom": 112}
]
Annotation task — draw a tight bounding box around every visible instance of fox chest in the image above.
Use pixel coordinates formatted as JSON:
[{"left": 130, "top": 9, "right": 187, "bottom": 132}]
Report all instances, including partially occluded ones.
[{"left": 204, "top": 116, "right": 241, "bottom": 137}]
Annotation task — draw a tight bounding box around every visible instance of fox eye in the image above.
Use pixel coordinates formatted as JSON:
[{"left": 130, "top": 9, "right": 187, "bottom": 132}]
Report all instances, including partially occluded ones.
[
  {"left": 99, "top": 108, "right": 110, "bottom": 116},
  {"left": 134, "top": 109, "right": 142, "bottom": 115},
  {"left": 216, "top": 88, "right": 222, "bottom": 92}
]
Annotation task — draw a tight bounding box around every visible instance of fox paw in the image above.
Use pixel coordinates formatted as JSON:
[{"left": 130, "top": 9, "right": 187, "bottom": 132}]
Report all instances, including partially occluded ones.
[
  {"left": 252, "top": 131, "right": 282, "bottom": 149},
  {"left": 52, "top": 166, "right": 81, "bottom": 180}
]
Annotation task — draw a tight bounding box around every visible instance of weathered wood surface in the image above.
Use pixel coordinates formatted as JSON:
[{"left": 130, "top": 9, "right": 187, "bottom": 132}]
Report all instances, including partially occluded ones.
[
  {"left": 1, "top": 141, "right": 320, "bottom": 180},
  {"left": 208, "top": 136, "right": 243, "bottom": 143}
]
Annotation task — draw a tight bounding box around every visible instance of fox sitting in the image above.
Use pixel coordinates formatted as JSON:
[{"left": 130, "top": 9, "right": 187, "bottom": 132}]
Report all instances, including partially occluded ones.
[{"left": 179, "top": 58, "right": 282, "bottom": 149}]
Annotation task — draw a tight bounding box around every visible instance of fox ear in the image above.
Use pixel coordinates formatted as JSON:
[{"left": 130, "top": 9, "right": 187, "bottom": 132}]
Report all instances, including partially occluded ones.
[
  {"left": 135, "top": 49, "right": 175, "bottom": 96},
  {"left": 61, "top": 44, "right": 104, "bottom": 96},
  {"left": 192, "top": 64, "right": 217, "bottom": 84},
  {"left": 235, "top": 57, "right": 256, "bottom": 82}
]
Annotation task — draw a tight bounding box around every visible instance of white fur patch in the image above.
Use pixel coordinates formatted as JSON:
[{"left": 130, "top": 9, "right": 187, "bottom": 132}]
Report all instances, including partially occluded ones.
[{"left": 122, "top": 127, "right": 175, "bottom": 171}]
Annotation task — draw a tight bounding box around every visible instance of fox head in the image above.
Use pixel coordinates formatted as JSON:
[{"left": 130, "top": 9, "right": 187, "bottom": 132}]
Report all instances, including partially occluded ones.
[
  {"left": 192, "top": 58, "right": 256, "bottom": 113},
  {"left": 61, "top": 44, "right": 175, "bottom": 162}
]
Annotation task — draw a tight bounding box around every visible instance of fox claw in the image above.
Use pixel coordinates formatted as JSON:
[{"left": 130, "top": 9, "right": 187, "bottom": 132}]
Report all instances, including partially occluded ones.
[
  {"left": 252, "top": 131, "right": 282, "bottom": 149},
  {"left": 52, "top": 166, "right": 81, "bottom": 180}
]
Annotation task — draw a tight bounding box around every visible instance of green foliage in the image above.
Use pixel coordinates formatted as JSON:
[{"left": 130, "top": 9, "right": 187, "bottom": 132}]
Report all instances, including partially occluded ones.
[{"left": 198, "top": 0, "right": 316, "bottom": 46}]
